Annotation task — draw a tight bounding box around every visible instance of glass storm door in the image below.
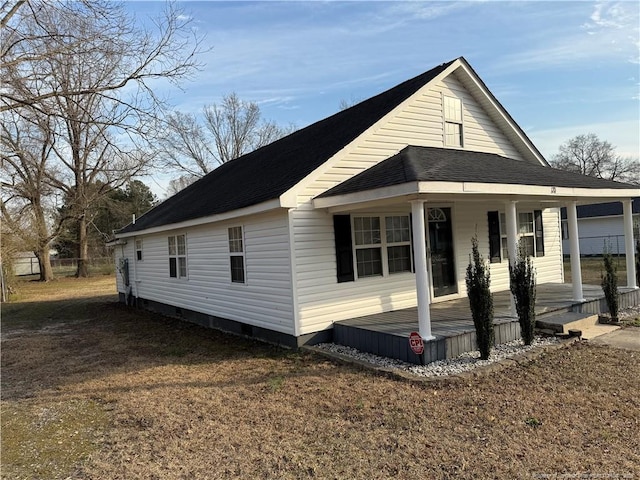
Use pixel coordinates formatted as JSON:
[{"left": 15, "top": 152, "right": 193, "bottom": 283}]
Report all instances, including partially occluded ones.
[{"left": 427, "top": 207, "right": 457, "bottom": 297}]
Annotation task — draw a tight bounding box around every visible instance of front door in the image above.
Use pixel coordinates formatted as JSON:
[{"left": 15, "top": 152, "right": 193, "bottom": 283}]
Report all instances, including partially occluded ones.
[{"left": 427, "top": 207, "right": 457, "bottom": 297}]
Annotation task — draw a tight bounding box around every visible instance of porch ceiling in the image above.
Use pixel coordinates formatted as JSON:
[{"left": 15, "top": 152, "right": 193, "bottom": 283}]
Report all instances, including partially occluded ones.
[{"left": 313, "top": 146, "right": 640, "bottom": 211}]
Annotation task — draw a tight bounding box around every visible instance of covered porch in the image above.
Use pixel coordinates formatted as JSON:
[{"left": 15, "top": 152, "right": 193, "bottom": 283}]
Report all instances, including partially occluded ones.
[
  {"left": 333, "top": 283, "right": 640, "bottom": 364},
  {"left": 315, "top": 147, "right": 639, "bottom": 353}
]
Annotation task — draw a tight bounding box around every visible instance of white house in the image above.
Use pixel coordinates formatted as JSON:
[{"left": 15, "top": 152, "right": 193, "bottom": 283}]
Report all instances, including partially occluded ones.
[
  {"left": 113, "top": 57, "right": 639, "bottom": 348},
  {"left": 561, "top": 199, "right": 639, "bottom": 256}
]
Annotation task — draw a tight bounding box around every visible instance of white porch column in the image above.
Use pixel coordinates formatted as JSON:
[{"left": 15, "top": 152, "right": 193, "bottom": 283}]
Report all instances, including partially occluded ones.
[
  {"left": 566, "top": 201, "right": 585, "bottom": 302},
  {"left": 411, "top": 200, "right": 435, "bottom": 340},
  {"left": 622, "top": 199, "right": 638, "bottom": 289},
  {"left": 505, "top": 200, "right": 518, "bottom": 317}
]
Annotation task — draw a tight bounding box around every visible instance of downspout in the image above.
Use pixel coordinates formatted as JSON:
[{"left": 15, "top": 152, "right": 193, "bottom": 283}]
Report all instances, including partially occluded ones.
[{"left": 287, "top": 208, "right": 301, "bottom": 339}]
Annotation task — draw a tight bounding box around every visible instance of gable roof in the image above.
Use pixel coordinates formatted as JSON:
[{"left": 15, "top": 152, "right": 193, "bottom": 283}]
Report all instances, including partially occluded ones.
[
  {"left": 317, "top": 146, "right": 636, "bottom": 199},
  {"left": 118, "top": 59, "right": 457, "bottom": 235},
  {"left": 560, "top": 197, "right": 640, "bottom": 220}
]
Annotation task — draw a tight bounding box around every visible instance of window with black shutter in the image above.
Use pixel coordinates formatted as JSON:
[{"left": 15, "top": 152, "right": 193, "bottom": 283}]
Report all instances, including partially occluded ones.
[
  {"left": 534, "top": 210, "right": 545, "bottom": 257},
  {"left": 333, "top": 215, "right": 354, "bottom": 283},
  {"left": 488, "top": 211, "right": 501, "bottom": 263}
]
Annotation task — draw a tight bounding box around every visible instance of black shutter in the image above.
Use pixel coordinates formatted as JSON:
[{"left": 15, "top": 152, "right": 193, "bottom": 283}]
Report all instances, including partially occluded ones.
[
  {"left": 534, "top": 210, "right": 545, "bottom": 257},
  {"left": 333, "top": 215, "right": 354, "bottom": 283},
  {"left": 488, "top": 211, "right": 501, "bottom": 263}
]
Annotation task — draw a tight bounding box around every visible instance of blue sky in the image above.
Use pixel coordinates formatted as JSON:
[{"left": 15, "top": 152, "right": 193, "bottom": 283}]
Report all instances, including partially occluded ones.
[{"left": 128, "top": 1, "right": 639, "bottom": 196}]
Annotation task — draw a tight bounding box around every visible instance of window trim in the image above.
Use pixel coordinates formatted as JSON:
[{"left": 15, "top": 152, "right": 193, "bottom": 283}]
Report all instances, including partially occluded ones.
[
  {"left": 135, "top": 238, "right": 143, "bottom": 262},
  {"left": 351, "top": 214, "right": 413, "bottom": 279},
  {"left": 443, "top": 94, "right": 463, "bottom": 148},
  {"left": 228, "top": 225, "right": 246, "bottom": 284},
  {"left": 168, "top": 233, "right": 188, "bottom": 279},
  {"left": 498, "top": 210, "right": 544, "bottom": 261}
]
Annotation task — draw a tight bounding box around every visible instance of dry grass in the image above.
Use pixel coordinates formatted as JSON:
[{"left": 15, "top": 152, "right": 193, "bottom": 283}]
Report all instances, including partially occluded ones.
[
  {"left": 564, "top": 256, "right": 628, "bottom": 285},
  {"left": 2, "top": 276, "right": 640, "bottom": 479}
]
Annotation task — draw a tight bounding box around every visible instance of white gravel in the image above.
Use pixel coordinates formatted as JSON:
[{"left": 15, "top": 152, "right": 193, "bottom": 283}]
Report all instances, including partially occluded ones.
[
  {"left": 316, "top": 336, "right": 561, "bottom": 378},
  {"left": 316, "top": 304, "right": 639, "bottom": 378}
]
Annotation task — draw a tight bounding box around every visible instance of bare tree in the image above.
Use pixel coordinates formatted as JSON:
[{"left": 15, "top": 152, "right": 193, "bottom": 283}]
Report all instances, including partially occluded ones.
[
  {"left": 338, "top": 96, "right": 362, "bottom": 111},
  {"left": 167, "top": 174, "right": 201, "bottom": 196},
  {"left": 2, "top": 0, "right": 203, "bottom": 277},
  {"left": 1, "top": 111, "right": 64, "bottom": 281},
  {"left": 1, "top": 1, "right": 201, "bottom": 116},
  {"left": 156, "top": 93, "right": 295, "bottom": 188},
  {"left": 551, "top": 133, "right": 639, "bottom": 184}
]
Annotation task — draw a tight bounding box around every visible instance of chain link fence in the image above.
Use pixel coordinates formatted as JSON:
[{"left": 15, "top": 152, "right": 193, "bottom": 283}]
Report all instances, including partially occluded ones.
[{"left": 50, "top": 257, "right": 114, "bottom": 276}]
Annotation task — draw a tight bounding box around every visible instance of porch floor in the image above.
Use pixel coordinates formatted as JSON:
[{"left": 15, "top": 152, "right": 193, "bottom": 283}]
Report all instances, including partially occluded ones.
[{"left": 332, "top": 283, "right": 638, "bottom": 364}]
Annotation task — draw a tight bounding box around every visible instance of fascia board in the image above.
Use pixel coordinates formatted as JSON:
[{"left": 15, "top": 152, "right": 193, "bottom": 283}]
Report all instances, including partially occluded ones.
[
  {"left": 456, "top": 59, "right": 548, "bottom": 167},
  {"left": 116, "top": 199, "right": 283, "bottom": 239},
  {"left": 313, "top": 182, "right": 640, "bottom": 209},
  {"left": 279, "top": 59, "right": 464, "bottom": 207}
]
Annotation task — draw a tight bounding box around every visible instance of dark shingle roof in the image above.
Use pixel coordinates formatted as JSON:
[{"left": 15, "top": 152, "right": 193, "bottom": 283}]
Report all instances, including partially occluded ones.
[
  {"left": 560, "top": 198, "right": 640, "bottom": 220},
  {"left": 118, "top": 60, "right": 456, "bottom": 234},
  {"left": 317, "top": 146, "right": 636, "bottom": 198}
]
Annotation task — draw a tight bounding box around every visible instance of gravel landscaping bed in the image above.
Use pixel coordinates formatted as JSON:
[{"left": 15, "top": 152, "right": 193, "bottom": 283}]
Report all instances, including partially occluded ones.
[
  {"left": 317, "top": 305, "right": 640, "bottom": 377},
  {"left": 619, "top": 303, "right": 640, "bottom": 321},
  {"left": 316, "top": 335, "right": 561, "bottom": 378}
]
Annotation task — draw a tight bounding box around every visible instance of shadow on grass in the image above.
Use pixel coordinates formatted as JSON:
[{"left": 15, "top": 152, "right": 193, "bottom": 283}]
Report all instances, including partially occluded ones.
[
  {"left": 2, "top": 294, "right": 119, "bottom": 331},
  {"left": 1, "top": 300, "right": 311, "bottom": 402}
]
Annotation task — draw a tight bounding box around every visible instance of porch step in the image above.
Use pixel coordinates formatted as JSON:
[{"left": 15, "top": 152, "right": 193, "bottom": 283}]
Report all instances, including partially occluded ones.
[{"left": 536, "top": 312, "right": 600, "bottom": 334}]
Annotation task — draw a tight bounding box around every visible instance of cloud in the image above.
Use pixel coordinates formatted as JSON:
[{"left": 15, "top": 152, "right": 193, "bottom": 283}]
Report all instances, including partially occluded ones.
[{"left": 496, "top": 1, "right": 639, "bottom": 71}]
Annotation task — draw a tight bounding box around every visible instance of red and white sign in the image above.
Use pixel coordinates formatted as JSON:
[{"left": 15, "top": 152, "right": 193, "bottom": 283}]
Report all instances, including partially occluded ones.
[{"left": 409, "top": 331, "right": 424, "bottom": 355}]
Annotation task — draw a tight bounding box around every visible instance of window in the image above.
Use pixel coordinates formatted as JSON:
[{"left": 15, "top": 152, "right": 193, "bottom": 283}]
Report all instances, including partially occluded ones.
[
  {"left": 497, "top": 210, "right": 544, "bottom": 260},
  {"left": 443, "top": 96, "right": 463, "bottom": 147},
  {"left": 135, "top": 239, "right": 143, "bottom": 261},
  {"left": 353, "top": 215, "right": 412, "bottom": 278},
  {"left": 168, "top": 234, "right": 187, "bottom": 278},
  {"left": 500, "top": 213, "right": 509, "bottom": 260},
  {"left": 354, "top": 216, "right": 382, "bottom": 277},
  {"left": 385, "top": 215, "right": 412, "bottom": 273},
  {"left": 487, "top": 211, "right": 501, "bottom": 263},
  {"left": 228, "top": 226, "right": 245, "bottom": 283},
  {"left": 333, "top": 215, "right": 355, "bottom": 283}
]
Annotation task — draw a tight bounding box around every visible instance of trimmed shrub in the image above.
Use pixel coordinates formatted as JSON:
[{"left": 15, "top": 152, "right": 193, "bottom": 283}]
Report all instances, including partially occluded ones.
[
  {"left": 601, "top": 249, "right": 619, "bottom": 322},
  {"left": 509, "top": 241, "right": 537, "bottom": 345},
  {"left": 465, "top": 235, "right": 494, "bottom": 360}
]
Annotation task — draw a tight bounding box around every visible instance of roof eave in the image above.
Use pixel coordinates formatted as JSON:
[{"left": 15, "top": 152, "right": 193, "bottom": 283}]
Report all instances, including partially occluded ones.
[
  {"left": 455, "top": 58, "right": 548, "bottom": 167},
  {"left": 313, "top": 181, "right": 640, "bottom": 211},
  {"left": 279, "top": 59, "right": 462, "bottom": 207},
  {"left": 116, "top": 198, "right": 284, "bottom": 239}
]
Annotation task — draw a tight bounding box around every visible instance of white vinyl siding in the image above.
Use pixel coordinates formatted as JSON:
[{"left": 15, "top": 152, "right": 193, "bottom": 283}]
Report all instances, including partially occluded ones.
[
  {"left": 287, "top": 72, "right": 557, "bottom": 335},
  {"left": 293, "top": 73, "right": 528, "bottom": 205},
  {"left": 291, "top": 204, "right": 562, "bottom": 335},
  {"left": 121, "top": 211, "right": 295, "bottom": 335},
  {"left": 292, "top": 205, "right": 418, "bottom": 336}
]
